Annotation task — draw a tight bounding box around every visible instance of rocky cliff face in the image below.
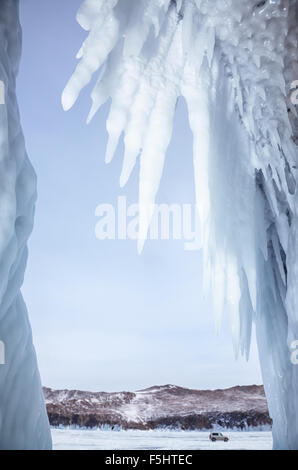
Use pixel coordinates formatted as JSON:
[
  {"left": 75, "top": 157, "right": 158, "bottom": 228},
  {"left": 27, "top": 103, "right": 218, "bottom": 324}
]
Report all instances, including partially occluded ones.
[{"left": 44, "top": 384, "right": 271, "bottom": 431}]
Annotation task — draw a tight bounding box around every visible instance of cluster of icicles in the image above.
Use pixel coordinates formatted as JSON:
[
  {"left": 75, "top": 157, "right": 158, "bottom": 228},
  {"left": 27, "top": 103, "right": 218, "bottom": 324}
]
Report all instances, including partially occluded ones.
[{"left": 63, "top": 0, "right": 298, "bottom": 449}]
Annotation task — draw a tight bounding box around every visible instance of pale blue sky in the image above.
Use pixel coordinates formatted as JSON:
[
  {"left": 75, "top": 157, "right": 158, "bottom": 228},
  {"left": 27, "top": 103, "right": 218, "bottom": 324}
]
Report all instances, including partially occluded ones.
[{"left": 18, "top": 0, "right": 262, "bottom": 392}]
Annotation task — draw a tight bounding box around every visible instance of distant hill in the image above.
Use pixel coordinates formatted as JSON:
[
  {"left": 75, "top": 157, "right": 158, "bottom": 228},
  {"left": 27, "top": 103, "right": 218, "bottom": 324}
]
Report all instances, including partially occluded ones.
[{"left": 44, "top": 384, "right": 272, "bottom": 431}]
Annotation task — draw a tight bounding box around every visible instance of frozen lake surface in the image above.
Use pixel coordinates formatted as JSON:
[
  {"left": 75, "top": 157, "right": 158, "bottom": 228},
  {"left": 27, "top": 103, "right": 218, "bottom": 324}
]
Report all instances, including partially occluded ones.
[{"left": 51, "top": 429, "right": 272, "bottom": 450}]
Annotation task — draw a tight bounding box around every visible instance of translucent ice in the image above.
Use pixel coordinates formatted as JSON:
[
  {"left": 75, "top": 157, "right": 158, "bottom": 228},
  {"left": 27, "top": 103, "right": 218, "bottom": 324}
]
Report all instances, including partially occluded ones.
[{"left": 0, "top": 1, "right": 51, "bottom": 450}]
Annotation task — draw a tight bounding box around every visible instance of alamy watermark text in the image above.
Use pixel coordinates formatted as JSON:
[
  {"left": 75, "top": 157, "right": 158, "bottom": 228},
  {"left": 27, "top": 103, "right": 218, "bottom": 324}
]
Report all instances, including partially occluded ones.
[{"left": 95, "top": 196, "right": 201, "bottom": 251}]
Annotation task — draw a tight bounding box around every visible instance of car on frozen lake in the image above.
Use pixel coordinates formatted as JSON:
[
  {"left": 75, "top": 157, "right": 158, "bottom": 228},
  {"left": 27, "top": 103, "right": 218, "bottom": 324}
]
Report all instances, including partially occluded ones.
[{"left": 209, "top": 432, "right": 229, "bottom": 442}]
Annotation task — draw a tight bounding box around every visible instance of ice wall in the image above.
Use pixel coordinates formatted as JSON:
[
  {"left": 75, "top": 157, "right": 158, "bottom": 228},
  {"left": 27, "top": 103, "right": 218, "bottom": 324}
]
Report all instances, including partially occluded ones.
[
  {"left": 63, "top": 0, "right": 298, "bottom": 449},
  {"left": 0, "top": 1, "right": 51, "bottom": 449}
]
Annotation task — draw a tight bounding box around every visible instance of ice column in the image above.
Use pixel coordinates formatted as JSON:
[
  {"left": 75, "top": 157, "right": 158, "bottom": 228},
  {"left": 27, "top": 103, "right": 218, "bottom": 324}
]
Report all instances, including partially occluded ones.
[{"left": 0, "top": 1, "right": 51, "bottom": 450}]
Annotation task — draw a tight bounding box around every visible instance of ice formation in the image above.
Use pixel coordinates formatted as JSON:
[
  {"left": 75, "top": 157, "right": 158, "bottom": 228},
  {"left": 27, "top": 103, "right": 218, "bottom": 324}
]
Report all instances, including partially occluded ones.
[
  {"left": 63, "top": 0, "right": 298, "bottom": 449},
  {"left": 0, "top": 1, "right": 51, "bottom": 449}
]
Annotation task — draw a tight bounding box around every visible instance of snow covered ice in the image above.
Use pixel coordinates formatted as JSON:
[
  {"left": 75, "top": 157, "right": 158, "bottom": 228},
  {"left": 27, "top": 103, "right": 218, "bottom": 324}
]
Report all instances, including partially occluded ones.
[
  {"left": 0, "top": 1, "right": 51, "bottom": 449},
  {"left": 51, "top": 428, "right": 273, "bottom": 451},
  {"left": 63, "top": 0, "right": 298, "bottom": 450}
]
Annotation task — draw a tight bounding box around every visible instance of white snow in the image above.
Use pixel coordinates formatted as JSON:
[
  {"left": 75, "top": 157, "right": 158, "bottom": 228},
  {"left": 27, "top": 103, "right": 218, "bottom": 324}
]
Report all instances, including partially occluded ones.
[
  {"left": 51, "top": 428, "right": 273, "bottom": 450},
  {"left": 0, "top": 1, "right": 51, "bottom": 450},
  {"left": 63, "top": 0, "right": 298, "bottom": 450}
]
